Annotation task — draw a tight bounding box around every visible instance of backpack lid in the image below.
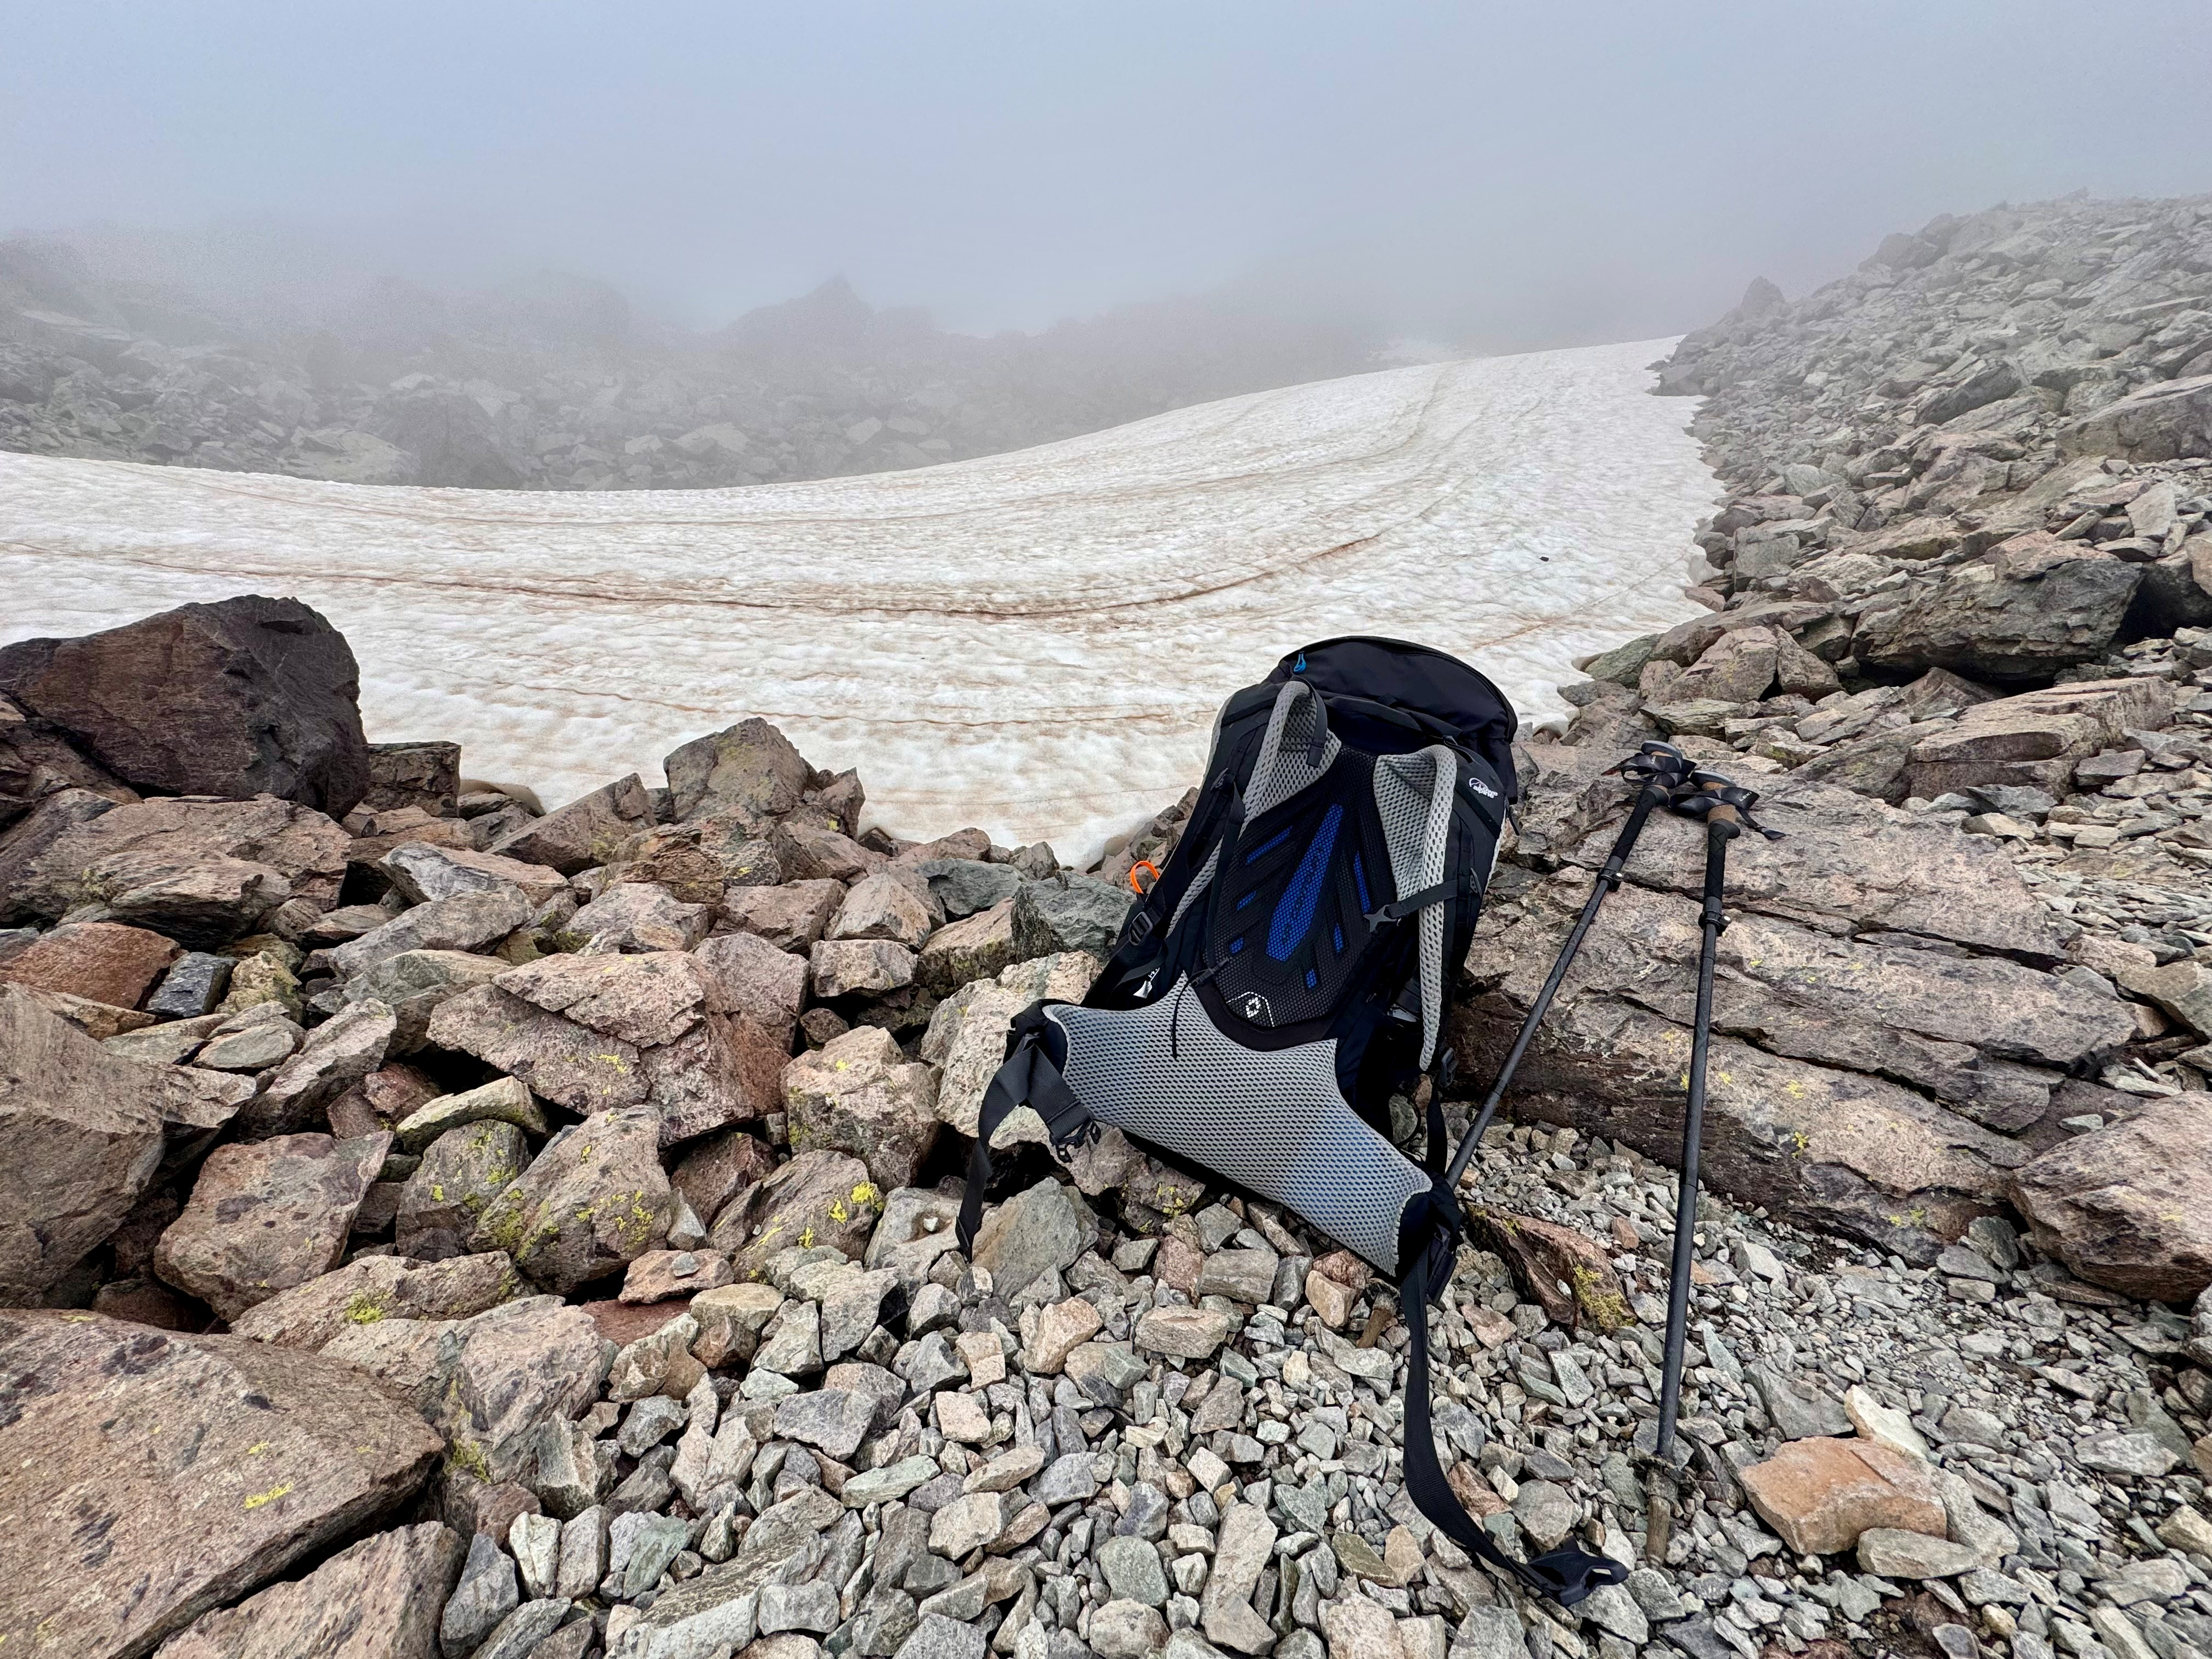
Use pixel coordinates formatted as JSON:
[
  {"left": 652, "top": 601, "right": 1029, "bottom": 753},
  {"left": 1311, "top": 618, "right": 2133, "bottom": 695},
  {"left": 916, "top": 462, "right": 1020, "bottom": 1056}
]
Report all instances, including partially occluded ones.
[{"left": 1269, "top": 636, "right": 1519, "bottom": 795}]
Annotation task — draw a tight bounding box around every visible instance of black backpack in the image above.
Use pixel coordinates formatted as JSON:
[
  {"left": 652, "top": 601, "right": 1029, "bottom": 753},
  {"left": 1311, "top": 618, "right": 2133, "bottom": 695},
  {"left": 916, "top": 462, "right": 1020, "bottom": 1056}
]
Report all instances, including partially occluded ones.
[{"left": 957, "top": 636, "right": 1624, "bottom": 1609}]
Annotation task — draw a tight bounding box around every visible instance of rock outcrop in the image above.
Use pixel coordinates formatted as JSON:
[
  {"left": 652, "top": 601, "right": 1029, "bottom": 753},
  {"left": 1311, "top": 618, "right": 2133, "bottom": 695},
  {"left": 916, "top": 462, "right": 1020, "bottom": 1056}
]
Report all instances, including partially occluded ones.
[
  {"left": 0, "top": 1311, "right": 443, "bottom": 1659},
  {"left": 0, "top": 597, "right": 371, "bottom": 816}
]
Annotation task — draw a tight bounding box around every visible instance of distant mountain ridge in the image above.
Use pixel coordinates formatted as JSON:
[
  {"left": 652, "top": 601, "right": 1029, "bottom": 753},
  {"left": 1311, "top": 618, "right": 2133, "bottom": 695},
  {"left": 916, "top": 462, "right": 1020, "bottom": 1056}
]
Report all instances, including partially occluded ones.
[{"left": 0, "top": 232, "right": 1388, "bottom": 489}]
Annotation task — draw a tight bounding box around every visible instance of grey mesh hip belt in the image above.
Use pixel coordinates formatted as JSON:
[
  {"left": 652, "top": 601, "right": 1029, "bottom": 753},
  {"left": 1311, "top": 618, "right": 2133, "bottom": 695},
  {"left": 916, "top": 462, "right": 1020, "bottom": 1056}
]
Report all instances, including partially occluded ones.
[{"left": 1043, "top": 977, "right": 1431, "bottom": 1271}]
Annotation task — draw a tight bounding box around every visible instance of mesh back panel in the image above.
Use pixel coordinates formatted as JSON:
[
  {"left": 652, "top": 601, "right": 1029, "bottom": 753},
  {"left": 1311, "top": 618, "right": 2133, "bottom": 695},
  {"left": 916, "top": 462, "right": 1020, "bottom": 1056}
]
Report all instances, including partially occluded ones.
[
  {"left": 1047, "top": 978, "right": 1430, "bottom": 1271},
  {"left": 1373, "top": 746, "right": 1457, "bottom": 1068}
]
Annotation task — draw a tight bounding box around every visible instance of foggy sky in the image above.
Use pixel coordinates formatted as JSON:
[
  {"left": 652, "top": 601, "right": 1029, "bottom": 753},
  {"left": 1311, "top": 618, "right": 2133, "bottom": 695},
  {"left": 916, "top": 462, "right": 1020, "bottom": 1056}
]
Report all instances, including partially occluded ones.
[{"left": 5, "top": 1, "right": 2210, "bottom": 352}]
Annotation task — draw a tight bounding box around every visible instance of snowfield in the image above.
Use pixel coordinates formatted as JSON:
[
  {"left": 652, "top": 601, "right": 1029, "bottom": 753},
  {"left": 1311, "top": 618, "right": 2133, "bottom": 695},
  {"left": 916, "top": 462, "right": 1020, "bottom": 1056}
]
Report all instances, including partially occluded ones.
[{"left": 0, "top": 339, "right": 1719, "bottom": 857}]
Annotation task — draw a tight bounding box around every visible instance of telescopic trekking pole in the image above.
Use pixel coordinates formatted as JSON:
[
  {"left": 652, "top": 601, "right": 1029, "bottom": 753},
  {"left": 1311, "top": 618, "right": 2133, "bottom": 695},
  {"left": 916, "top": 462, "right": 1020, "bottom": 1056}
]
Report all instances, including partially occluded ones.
[
  {"left": 1644, "top": 767, "right": 1781, "bottom": 1560},
  {"left": 1442, "top": 740, "right": 1696, "bottom": 1195}
]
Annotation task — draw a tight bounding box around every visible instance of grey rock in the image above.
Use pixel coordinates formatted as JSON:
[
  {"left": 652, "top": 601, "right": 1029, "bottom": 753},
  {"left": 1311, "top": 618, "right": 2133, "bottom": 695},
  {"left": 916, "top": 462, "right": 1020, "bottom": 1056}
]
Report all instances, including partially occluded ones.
[
  {"left": 1010, "top": 876, "right": 1133, "bottom": 958},
  {"left": 440, "top": 1531, "right": 520, "bottom": 1655},
  {"left": 970, "top": 1175, "right": 1092, "bottom": 1299},
  {"left": 897, "top": 1613, "right": 988, "bottom": 1659},
  {"left": 1098, "top": 1534, "right": 1171, "bottom": 1607}
]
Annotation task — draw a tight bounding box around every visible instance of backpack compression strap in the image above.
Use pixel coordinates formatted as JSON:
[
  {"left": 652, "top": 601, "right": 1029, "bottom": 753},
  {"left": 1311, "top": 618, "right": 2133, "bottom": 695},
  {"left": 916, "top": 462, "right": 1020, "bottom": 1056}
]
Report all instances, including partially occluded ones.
[{"left": 1396, "top": 1210, "right": 1630, "bottom": 1609}]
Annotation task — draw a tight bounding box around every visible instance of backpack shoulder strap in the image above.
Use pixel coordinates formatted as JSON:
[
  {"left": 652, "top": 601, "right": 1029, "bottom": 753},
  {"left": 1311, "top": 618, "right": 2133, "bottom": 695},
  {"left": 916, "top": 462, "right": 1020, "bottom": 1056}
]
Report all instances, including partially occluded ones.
[{"left": 1370, "top": 743, "right": 1459, "bottom": 1069}]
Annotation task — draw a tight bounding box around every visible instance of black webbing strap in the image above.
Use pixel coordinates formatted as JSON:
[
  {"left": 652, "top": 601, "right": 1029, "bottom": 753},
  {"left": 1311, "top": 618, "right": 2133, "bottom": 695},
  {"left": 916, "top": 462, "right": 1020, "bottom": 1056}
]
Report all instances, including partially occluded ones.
[
  {"left": 1398, "top": 1214, "right": 1629, "bottom": 1610},
  {"left": 1365, "top": 868, "right": 1476, "bottom": 929},
  {"left": 955, "top": 1007, "right": 1091, "bottom": 1257}
]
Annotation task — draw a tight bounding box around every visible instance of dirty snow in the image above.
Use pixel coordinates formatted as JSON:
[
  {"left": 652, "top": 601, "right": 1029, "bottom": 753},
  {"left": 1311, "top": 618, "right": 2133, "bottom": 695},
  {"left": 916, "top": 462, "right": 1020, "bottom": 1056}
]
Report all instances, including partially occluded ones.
[{"left": 0, "top": 338, "right": 1719, "bottom": 857}]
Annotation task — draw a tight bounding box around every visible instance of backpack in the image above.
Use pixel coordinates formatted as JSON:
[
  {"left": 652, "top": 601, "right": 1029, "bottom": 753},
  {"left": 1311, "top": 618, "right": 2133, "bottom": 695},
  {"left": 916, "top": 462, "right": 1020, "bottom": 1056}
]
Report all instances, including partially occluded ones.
[{"left": 956, "top": 636, "right": 1625, "bottom": 1608}]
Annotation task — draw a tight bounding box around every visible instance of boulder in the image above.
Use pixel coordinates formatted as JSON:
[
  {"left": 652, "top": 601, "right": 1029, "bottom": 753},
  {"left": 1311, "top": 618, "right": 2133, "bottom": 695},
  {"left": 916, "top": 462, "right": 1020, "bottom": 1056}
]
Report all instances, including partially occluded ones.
[
  {"left": 663, "top": 718, "right": 812, "bottom": 826},
  {"left": 491, "top": 950, "right": 712, "bottom": 1048},
  {"left": 1011, "top": 876, "right": 1133, "bottom": 959},
  {"left": 0, "top": 984, "right": 170, "bottom": 1301},
  {"left": 1455, "top": 774, "right": 2085, "bottom": 1256},
  {"left": 361, "top": 740, "right": 462, "bottom": 816},
  {"left": 0, "top": 919, "right": 178, "bottom": 1007},
  {"left": 562, "top": 881, "right": 712, "bottom": 953},
  {"left": 1855, "top": 537, "right": 2142, "bottom": 680},
  {"left": 398, "top": 1120, "right": 532, "bottom": 1260},
  {"left": 971, "top": 1177, "right": 1093, "bottom": 1300},
  {"left": 327, "top": 885, "right": 534, "bottom": 978},
  {"left": 2009, "top": 1094, "right": 2212, "bottom": 1302},
  {"left": 470, "top": 1106, "right": 675, "bottom": 1294},
  {"left": 2058, "top": 373, "right": 2212, "bottom": 462},
  {"left": 609, "top": 813, "right": 783, "bottom": 901},
  {"left": 783, "top": 1024, "right": 941, "bottom": 1188},
  {"left": 14, "top": 795, "right": 349, "bottom": 943},
  {"left": 810, "top": 938, "right": 915, "bottom": 998},
  {"left": 234, "top": 997, "right": 398, "bottom": 1139},
  {"left": 393, "top": 1076, "right": 548, "bottom": 1153},
  {"left": 416, "top": 1297, "right": 612, "bottom": 1483},
  {"left": 378, "top": 842, "right": 566, "bottom": 907},
  {"left": 828, "top": 872, "right": 940, "bottom": 949},
  {"left": 709, "top": 1148, "right": 884, "bottom": 1274},
  {"left": 430, "top": 958, "right": 783, "bottom": 1146},
  {"left": 1739, "top": 1436, "right": 1946, "bottom": 1555},
  {"left": 914, "top": 858, "right": 1023, "bottom": 919},
  {"left": 428, "top": 984, "right": 650, "bottom": 1115},
  {"left": 146, "top": 951, "right": 236, "bottom": 1018},
  {"left": 721, "top": 879, "right": 844, "bottom": 951},
  {"left": 925, "top": 952, "right": 1103, "bottom": 1138},
  {"left": 0, "top": 787, "right": 122, "bottom": 924},
  {"left": 916, "top": 898, "right": 1016, "bottom": 994},
  {"left": 340, "top": 948, "right": 507, "bottom": 1052},
  {"left": 771, "top": 819, "right": 883, "bottom": 883},
  {"left": 1904, "top": 677, "right": 2175, "bottom": 800},
  {"left": 0, "top": 595, "right": 373, "bottom": 816},
  {"left": 153, "top": 1131, "right": 391, "bottom": 1321},
  {"left": 230, "top": 1251, "right": 521, "bottom": 1348},
  {"left": 150, "top": 1521, "right": 464, "bottom": 1659},
  {"left": 484, "top": 774, "right": 654, "bottom": 875},
  {"left": 1674, "top": 626, "right": 1782, "bottom": 702},
  {"left": 0, "top": 1310, "right": 443, "bottom": 1659},
  {"left": 1479, "top": 873, "right": 2126, "bottom": 1137},
  {"left": 691, "top": 930, "right": 807, "bottom": 1048},
  {"left": 2118, "top": 957, "right": 2212, "bottom": 1040}
]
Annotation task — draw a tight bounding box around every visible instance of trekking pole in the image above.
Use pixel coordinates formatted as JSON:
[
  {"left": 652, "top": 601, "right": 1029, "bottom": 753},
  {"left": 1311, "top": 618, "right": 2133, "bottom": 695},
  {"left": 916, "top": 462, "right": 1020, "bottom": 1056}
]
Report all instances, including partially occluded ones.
[
  {"left": 1645, "top": 768, "right": 1781, "bottom": 1559},
  {"left": 1442, "top": 740, "right": 1696, "bottom": 1194}
]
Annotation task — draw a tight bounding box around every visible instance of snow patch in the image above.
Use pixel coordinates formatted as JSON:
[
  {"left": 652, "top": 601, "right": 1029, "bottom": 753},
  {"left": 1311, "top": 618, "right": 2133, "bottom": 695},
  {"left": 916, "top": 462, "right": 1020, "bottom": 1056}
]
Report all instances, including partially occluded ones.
[{"left": 0, "top": 339, "right": 1719, "bottom": 859}]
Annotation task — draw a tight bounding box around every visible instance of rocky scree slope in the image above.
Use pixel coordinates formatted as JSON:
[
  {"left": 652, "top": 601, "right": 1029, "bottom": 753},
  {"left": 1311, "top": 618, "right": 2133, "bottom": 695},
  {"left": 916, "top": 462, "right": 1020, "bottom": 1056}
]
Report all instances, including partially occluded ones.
[
  {"left": 1519, "top": 191, "right": 2212, "bottom": 1280},
  {"left": 15, "top": 190, "right": 2212, "bottom": 1659},
  {"left": 0, "top": 239, "right": 1382, "bottom": 490},
  {"left": 1, "top": 585, "right": 2209, "bottom": 1659}
]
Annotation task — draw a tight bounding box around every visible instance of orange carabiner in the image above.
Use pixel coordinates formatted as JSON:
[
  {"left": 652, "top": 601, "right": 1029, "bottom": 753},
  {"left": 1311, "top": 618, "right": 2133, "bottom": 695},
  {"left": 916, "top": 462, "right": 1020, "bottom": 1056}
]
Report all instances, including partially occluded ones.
[{"left": 1128, "top": 859, "right": 1161, "bottom": 896}]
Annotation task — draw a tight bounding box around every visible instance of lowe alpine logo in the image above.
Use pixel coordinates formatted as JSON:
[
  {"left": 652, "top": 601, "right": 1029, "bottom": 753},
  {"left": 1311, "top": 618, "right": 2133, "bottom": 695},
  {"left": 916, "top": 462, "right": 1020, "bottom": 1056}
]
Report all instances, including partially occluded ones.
[
  {"left": 1467, "top": 777, "right": 1498, "bottom": 799},
  {"left": 1237, "top": 992, "right": 1275, "bottom": 1026}
]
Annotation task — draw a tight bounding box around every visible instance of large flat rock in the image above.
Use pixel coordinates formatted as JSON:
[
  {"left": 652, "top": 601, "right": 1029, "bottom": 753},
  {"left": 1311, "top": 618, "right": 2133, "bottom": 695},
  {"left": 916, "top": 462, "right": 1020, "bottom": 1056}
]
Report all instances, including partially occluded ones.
[
  {"left": 0, "top": 1311, "right": 443, "bottom": 1659},
  {"left": 150, "top": 1521, "right": 463, "bottom": 1659}
]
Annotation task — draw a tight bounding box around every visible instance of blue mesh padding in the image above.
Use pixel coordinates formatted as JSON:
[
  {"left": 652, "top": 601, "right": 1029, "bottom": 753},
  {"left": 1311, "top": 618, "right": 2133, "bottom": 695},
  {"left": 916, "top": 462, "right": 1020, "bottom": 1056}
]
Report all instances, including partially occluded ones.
[
  {"left": 1228, "top": 937, "right": 1244, "bottom": 954},
  {"left": 1352, "top": 853, "right": 1370, "bottom": 913},
  {"left": 1305, "top": 967, "right": 1319, "bottom": 989},
  {"left": 1268, "top": 804, "right": 1343, "bottom": 961},
  {"left": 1333, "top": 924, "right": 1344, "bottom": 953},
  {"left": 1236, "top": 890, "right": 1257, "bottom": 911},
  {"left": 1244, "top": 826, "right": 1293, "bottom": 865}
]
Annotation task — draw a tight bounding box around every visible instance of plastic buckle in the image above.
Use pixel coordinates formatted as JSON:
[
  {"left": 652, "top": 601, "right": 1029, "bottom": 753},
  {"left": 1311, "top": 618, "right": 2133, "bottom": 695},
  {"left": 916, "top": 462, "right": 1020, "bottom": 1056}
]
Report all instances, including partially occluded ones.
[{"left": 1520, "top": 1546, "right": 1631, "bottom": 1608}]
